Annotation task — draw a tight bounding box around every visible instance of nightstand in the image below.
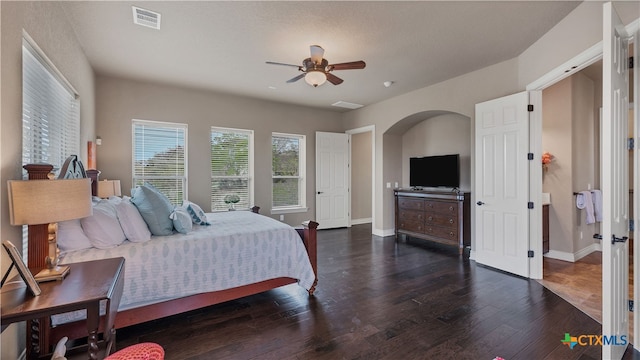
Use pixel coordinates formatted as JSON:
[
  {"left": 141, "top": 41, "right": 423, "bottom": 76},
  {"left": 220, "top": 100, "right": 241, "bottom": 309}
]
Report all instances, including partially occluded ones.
[{"left": 1, "top": 257, "right": 125, "bottom": 359}]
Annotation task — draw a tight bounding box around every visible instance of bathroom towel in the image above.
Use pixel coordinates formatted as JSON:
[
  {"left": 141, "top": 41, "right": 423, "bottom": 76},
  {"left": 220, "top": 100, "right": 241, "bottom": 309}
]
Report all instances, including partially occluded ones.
[
  {"left": 576, "top": 190, "right": 595, "bottom": 225},
  {"left": 592, "top": 189, "right": 603, "bottom": 222}
]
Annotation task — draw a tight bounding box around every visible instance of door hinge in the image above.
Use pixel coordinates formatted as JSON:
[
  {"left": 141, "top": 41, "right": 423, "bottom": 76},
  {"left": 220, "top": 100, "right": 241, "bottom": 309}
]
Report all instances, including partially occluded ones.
[
  {"left": 528, "top": 202, "right": 534, "bottom": 209},
  {"left": 527, "top": 104, "right": 534, "bottom": 112},
  {"left": 630, "top": 300, "right": 634, "bottom": 312},
  {"left": 527, "top": 153, "right": 534, "bottom": 160},
  {"left": 630, "top": 219, "right": 634, "bottom": 232},
  {"left": 528, "top": 250, "right": 534, "bottom": 258},
  {"left": 630, "top": 56, "right": 634, "bottom": 69},
  {"left": 628, "top": 137, "right": 635, "bottom": 150}
]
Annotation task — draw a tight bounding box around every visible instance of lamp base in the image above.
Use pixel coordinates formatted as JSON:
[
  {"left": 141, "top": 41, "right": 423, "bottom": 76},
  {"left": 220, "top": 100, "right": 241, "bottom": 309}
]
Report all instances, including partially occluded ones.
[{"left": 34, "top": 265, "right": 70, "bottom": 282}]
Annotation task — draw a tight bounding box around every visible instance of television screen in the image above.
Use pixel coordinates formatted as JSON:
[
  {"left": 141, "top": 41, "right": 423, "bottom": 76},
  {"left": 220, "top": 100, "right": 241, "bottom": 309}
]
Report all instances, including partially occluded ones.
[{"left": 410, "top": 154, "right": 460, "bottom": 188}]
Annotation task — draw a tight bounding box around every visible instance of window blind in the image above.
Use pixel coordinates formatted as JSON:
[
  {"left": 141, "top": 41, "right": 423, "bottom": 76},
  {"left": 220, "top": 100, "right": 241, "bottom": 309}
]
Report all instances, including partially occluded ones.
[
  {"left": 22, "top": 40, "right": 80, "bottom": 171},
  {"left": 272, "top": 133, "right": 305, "bottom": 208},
  {"left": 132, "top": 120, "right": 187, "bottom": 205},
  {"left": 211, "top": 127, "right": 253, "bottom": 211},
  {"left": 22, "top": 37, "right": 80, "bottom": 261}
]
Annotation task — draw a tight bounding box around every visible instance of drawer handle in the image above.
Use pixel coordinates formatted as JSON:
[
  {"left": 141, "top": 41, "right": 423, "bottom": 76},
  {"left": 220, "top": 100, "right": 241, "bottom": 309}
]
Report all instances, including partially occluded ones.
[
  {"left": 428, "top": 216, "right": 433, "bottom": 221},
  {"left": 449, "top": 219, "right": 454, "bottom": 224},
  {"left": 449, "top": 206, "right": 454, "bottom": 211},
  {"left": 428, "top": 203, "right": 433, "bottom": 208},
  {"left": 449, "top": 232, "right": 454, "bottom": 237}
]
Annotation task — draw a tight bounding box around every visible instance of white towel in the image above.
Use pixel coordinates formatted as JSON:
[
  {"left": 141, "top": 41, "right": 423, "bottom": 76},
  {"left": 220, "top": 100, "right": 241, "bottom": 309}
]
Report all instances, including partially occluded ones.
[
  {"left": 576, "top": 191, "right": 595, "bottom": 225},
  {"left": 592, "top": 189, "right": 602, "bottom": 222}
]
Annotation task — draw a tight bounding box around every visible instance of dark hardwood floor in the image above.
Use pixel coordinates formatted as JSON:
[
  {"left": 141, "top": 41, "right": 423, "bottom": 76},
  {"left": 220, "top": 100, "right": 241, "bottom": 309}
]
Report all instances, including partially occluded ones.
[{"left": 114, "top": 224, "right": 634, "bottom": 359}]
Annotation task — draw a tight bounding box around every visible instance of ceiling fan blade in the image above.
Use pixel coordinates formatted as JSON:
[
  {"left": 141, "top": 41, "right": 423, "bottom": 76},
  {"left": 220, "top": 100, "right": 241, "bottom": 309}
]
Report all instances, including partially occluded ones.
[
  {"left": 329, "top": 61, "right": 366, "bottom": 71},
  {"left": 266, "top": 61, "right": 300, "bottom": 68},
  {"left": 310, "top": 45, "right": 324, "bottom": 64},
  {"left": 286, "top": 73, "right": 306, "bottom": 83},
  {"left": 326, "top": 73, "right": 344, "bottom": 85}
]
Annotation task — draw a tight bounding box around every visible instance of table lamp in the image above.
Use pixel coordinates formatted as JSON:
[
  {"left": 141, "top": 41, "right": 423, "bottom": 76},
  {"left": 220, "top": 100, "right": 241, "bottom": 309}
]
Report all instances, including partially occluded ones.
[
  {"left": 97, "top": 179, "right": 122, "bottom": 198},
  {"left": 7, "top": 178, "right": 92, "bottom": 282}
]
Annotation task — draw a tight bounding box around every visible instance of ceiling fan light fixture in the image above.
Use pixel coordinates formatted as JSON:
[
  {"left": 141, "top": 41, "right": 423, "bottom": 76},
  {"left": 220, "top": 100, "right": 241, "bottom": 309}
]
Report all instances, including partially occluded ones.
[{"left": 304, "top": 70, "right": 327, "bottom": 87}]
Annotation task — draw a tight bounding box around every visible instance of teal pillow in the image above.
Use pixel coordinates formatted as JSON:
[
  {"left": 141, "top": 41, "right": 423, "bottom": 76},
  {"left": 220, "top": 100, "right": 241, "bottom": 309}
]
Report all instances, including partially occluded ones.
[
  {"left": 131, "top": 185, "right": 174, "bottom": 236},
  {"left": 182, "top": 200, "right": 211, "bottom": 225},
  {"left": 170, "top": 207, "right": 193, "bottom": 234}
]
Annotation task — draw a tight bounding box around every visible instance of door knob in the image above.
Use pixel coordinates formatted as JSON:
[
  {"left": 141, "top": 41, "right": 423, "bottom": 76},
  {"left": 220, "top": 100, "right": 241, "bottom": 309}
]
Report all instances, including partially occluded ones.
[
  {"left": 317, "top": 191, "right": 323, "bottom": 195},
  {"left": 476, "top": 201, "right": 485, "bottom": 206},
  {"left": 611, "top": 235, "right": 629, "bottom": 244}
]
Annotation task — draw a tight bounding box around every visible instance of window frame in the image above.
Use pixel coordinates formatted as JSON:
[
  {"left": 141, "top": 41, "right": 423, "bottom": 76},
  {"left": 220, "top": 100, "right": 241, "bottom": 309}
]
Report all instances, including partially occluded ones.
[
  {"left": 271, "top": 132, "right": 307, "bottom": 214},
  {"left": 210, "top": 126, "right": 254, "bottom": 212},
  {"left": 131, "top": 119, "right": 188, "bottom": 205}
]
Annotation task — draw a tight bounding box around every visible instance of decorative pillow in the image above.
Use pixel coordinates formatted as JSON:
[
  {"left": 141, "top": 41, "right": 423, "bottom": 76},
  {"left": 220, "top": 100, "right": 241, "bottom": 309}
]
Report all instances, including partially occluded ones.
[
  {"left": 80, "top": 200, "right": 127, "bottom": 249},
  {"left": 115, "top": 197, "right": 151, "bottom": 242},
  {"left": 57, "top": 219, "right": 93, "bottom": 253},
  {"left": 170, "top": 207, "right": 193, "bottom": 234},
  {"left": 183, "top": 200, "right": 211, "bottom": 225},
  {"left": 131, "top": 185, "right": 174, "bottom": 236}
]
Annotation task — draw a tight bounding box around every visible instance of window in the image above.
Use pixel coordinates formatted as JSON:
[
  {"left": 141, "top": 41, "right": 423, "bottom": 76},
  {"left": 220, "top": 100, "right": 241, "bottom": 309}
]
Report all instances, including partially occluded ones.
[
  {"left": 272, "top": 133, "right": 306, "bottom": 212},
  {"left": 22, "top": 37, "right": 80, "bottom": 170},
  {"left": 132, "top": 120, "right": 187, "bottom": 205},
  {"left": 22, "top": 35, "right": 80, "bottom": 261},
  {"left": 210, "top": 127, "right": 253, "bottom": 211}
]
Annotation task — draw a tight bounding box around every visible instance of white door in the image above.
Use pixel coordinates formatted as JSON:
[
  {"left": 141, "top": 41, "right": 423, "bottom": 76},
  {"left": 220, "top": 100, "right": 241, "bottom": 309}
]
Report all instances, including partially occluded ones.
[
  {"left": 475, "top": 92, "right": 530, "bottom": 277},
  {"left": 602, "top": 3, "right": 630, "bottom": 358},
  {"left": 316, "top": 132, "right": 349, "bottom": 229}
]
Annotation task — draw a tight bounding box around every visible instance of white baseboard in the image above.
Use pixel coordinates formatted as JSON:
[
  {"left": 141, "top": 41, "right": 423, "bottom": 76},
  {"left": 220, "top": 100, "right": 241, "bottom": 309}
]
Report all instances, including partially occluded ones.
[
  {"left": 544, "top": 243, "right": 600, "bottom": 262},
  {"left": 351, "top": 217, "right": 372, "bottom": 225},
  {"left": 469, "top": 249, "right": 476, "bottom": 260},
  {"left": 373, "top": 228, "right": 395, "bottom": 237}
]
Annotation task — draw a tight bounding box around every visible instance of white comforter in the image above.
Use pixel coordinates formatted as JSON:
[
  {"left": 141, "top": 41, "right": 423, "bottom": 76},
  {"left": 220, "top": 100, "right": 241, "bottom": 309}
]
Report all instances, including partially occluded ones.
[{"left": 54, "top": 211, "right": 315, "bottom": 325}]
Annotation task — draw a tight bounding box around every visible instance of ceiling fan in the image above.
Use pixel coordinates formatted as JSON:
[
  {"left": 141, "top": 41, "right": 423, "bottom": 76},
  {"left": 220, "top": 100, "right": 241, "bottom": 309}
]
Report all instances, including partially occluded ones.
[{"left": 266, "top": 45, "right": 366, "bottom": 87}]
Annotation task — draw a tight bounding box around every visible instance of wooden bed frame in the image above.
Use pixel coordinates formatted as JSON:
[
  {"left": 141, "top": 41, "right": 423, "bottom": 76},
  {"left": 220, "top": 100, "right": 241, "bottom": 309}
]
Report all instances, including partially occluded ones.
[{"left": 24, "top": 156, "right": 319, "bottom": 356}]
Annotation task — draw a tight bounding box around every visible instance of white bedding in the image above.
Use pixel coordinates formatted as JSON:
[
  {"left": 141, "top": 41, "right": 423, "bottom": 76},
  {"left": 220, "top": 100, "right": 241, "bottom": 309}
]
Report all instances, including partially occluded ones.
[{"left": 53, "top": 211, "right": 315, "bottom": 325}]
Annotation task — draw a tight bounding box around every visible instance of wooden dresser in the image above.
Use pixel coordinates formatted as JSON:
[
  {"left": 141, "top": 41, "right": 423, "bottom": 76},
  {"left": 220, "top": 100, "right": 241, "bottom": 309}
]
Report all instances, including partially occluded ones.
[{"left": 394, "top": 189, "right": 470, "bottom": 254}]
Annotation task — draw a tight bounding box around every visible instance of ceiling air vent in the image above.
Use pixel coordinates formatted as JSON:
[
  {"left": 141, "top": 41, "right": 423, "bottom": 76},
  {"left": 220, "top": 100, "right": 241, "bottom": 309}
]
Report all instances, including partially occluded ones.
[
  {"left": 332, "top": 101, "right": 363, "bottom": 110},
  {"left": 132, "top": 6, "right": 161, "bottom": 30}
]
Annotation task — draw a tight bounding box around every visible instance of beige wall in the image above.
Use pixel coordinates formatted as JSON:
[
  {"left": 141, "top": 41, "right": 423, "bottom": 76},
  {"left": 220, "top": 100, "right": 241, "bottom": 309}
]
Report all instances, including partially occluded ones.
[
  {"left": 1, "top": 2, "right": 96, "bottom": 358},
  {"left": 401, "top": 113, "right": 471, "bottom": 191},
  {"left": 542, "top": 72, "right": 598, "bottom": 256},
  {"left": 95, "top": 75, "right": 343, "bottom": 226},
  {"left": 351, "top": 132, "right": 372, "bottom": 222}
]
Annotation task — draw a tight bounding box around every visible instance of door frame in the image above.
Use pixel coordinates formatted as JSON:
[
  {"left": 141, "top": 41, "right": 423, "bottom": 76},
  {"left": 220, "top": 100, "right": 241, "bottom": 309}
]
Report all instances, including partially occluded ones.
[{"left": 346, "top": 125, "right": 376, "bottom": 229}]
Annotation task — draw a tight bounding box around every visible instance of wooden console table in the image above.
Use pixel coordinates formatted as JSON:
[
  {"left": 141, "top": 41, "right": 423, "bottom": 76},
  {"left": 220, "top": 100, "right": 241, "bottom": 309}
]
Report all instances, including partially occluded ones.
[
  {"left": 1, "top": 257, "right": 125, "bottom": 359},
  {"left": 394, "top": 189, "right": 470, "bottom": 254}
]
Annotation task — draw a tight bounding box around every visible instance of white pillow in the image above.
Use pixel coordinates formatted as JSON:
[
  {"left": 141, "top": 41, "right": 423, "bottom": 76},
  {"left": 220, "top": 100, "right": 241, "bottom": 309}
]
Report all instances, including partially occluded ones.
[
  {"left": 115, "top": 198, "right": 151, "bottom": 242},
  {"left": 170, "top": 207, "right": 193, "bottom": 234},
  {"left": 80, "top": 200, "right": 127, "bottom": 249},
  {"left": 57, "top": 219, "right": 92, "bottom": 253}
]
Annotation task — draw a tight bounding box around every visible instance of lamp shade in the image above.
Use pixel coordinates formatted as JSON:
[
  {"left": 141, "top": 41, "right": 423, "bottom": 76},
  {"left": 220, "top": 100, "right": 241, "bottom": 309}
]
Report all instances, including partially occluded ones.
[
  {"left": 304, "top": 70, "right": 327, "bottom": 87},
  {"left": 98, "top": 180, "right": 122, "bottom": 198},
  {"left": 7, "top": 178, "right": 93, "bottom": 226}
]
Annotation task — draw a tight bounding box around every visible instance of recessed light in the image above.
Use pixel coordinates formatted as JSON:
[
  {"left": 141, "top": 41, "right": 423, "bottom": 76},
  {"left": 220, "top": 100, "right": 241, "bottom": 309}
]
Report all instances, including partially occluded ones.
[{"left": 268, "top": 86, "right": 277, "bottom": 90}]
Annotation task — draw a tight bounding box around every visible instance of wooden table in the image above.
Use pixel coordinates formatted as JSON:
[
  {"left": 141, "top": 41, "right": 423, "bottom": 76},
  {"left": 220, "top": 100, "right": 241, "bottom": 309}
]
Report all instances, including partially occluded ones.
[{"left": 1, "top": 257, "right": 125, "bottom": 360}]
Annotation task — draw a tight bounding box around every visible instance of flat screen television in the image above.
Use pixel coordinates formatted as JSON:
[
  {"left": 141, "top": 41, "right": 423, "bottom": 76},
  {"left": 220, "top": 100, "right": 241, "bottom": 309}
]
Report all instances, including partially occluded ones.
[{"left": 410, "top": 154, "right": 460, "bottom": 188}]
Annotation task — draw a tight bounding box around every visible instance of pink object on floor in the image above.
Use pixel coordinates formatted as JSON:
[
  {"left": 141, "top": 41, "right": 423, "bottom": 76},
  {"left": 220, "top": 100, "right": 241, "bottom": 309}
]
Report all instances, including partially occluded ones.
[{"left": 104, "top": 343, "right": 165, "bottom": 360}]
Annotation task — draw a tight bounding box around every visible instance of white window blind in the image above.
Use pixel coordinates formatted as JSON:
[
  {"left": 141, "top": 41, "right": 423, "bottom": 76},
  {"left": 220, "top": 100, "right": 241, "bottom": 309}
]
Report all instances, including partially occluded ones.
[
  {"left": 272, "top": 133, "right": 306, "bottom": 210},
  {"left": 22, "top": 36, "right": 80, "bottom": 261},
  {"left": 211, "top": 127, "right": 253, "bottom": 211},
  {"left": 22, "top": 39, "right": 80, "bottom": 172},
  {"left": 132, "top": 120, "right": 187, "bottom": 205}
]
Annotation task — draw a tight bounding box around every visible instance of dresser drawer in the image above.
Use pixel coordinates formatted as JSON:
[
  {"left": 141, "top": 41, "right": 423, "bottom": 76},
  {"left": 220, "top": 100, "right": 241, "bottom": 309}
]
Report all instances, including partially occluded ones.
[
  {"left": 424, "top": 213, "right": 458, "bottom": 228},
  {"left": 399, "top": 209, "right": 424, "bottom": 222},
  {"left": 425, "top": 200, "right": 458, "bottom": 214},
  {"left": 399, "top": 220, "right": 424, "bottom": 233},
  {"left": 424, "top": 225, "right": 458, "bottom": 240},
  {"left": 398, "top": 197, "right": 424, "bottom": 211}
]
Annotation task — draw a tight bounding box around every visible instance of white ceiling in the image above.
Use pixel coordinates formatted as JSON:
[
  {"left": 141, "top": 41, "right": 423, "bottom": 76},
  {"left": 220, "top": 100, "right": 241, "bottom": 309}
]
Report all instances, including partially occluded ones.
[{"left": 60, "top": 1, "right": 581, "bottom": 112}]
